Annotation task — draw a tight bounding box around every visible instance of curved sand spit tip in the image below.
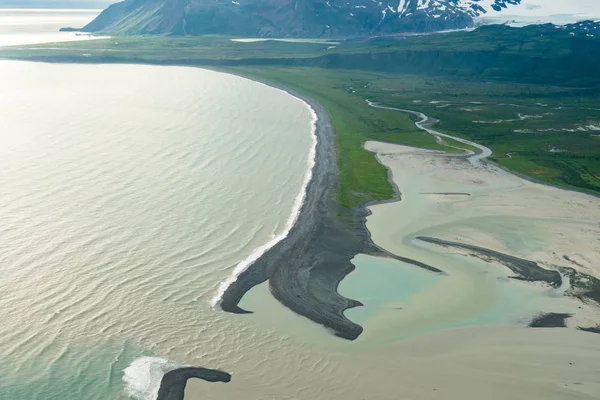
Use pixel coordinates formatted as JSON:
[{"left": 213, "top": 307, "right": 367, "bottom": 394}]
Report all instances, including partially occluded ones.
[
  {"left": 123, "top": 357, "right": 232, "bottom": 400},
  {"left": 123, "top": 357, "right": 181, "bottom": 400}
]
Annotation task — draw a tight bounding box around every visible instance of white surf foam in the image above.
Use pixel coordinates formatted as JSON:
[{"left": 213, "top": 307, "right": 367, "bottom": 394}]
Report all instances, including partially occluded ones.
[
  {"left": 123, "top": 357, "right": 181, "bottom": 400},
  {"left": 210, "top": 82, "right": 318, "bottom": 307}
]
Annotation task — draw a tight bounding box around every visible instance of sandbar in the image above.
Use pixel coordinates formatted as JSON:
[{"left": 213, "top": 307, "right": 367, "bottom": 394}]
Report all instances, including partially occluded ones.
[{"left": 219, "top": 85, "right": 440, "bottom": 340}]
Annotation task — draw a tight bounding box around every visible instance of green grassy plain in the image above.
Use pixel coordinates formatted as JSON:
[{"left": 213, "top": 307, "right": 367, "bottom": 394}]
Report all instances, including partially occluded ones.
[{"left": 356, "top": 74, "right": 600, "bottom": 195}]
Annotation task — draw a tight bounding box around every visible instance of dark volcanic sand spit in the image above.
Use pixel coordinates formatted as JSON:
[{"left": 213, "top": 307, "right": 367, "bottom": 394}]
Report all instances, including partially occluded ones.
[
  {"left": 219, "top": 85, "right": 441, "bottom": 340},
  {"left": 0, "top": 57, "right": 443, "bottom": 340},
  {"left": 157, "top": 367, "right": 231, "bottom": 400},
  {"left": 417, "top": 236, "right": 563, "bottom": 287},
  {"left": 529, "top": 313, "right": 573, "bottom": 328}
]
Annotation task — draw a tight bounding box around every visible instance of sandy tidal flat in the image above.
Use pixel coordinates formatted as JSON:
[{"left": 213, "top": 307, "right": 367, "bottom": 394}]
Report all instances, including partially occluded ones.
[
  {"left": 184, "top": 326, "right": 600, "bottom": 400},
  {"left": 358, "top": 141, "right": 600, "bottom": 336},
  {"left": 184, "top": 140, "right": 600, "bottom": 400}
]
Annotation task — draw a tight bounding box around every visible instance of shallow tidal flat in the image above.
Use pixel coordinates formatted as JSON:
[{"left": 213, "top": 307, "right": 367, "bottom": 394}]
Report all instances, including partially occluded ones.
[
  {"left": 190, "top": 114, "right": 600, "bottom": 398},
  {"left": 342, "top": 140, "right": 600, "bottom": 344}
]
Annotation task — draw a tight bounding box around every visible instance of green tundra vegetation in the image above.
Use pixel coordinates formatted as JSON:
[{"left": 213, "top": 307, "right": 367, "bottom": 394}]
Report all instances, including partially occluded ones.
[{"left": 2, "top": 23, "right": 598, "bottom": 207}]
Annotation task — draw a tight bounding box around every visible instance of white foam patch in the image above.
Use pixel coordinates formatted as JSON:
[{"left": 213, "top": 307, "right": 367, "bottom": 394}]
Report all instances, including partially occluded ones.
[
  {"left": 123, "top": 357, "right": 181, "bottom": 400},
  {"left": 210, "top": 81, "right": 319, "bottom": 307}
]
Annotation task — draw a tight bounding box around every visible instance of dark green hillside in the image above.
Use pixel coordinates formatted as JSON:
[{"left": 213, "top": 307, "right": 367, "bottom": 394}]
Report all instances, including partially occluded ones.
[{"left": 77, "top": 0, "right": 527, "bottom": 37}]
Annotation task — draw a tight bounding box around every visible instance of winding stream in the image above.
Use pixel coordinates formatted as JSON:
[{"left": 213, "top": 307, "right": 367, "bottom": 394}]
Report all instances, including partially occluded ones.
[{"left": 366, "top": 100, "right": 492, "bottom": 167}]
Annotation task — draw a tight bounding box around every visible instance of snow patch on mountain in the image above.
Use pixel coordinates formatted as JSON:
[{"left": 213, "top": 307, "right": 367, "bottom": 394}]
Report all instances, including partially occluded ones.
[
  {"left": 84, "top": 0, "right": 600, "bottom": 38},
  {"left": 474, "top": 0, "right": 600, "bottom": 26},
  {"left": 379, "top": 0, "right": 598, "bottom": 27}
]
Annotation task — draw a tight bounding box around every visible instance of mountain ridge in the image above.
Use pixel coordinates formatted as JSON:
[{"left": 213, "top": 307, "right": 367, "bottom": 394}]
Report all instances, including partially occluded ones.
[{"left": 81, "top": 0, "right": 598, "bottom": 37}]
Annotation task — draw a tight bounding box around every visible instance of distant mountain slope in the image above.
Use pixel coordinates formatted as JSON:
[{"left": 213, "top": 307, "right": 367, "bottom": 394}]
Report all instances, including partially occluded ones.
[{"left": 82, "top": 0, "right": 599, "bottom": 37}]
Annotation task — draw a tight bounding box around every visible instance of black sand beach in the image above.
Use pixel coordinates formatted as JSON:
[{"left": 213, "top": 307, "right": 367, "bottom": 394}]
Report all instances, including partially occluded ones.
[{"left": 219, "top": 85, "right": 441, "bottom": 340}]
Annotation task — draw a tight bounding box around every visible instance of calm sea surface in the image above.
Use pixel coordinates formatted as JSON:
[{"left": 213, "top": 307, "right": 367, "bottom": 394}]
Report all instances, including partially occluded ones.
[
  {"left": 0, "top": 8, "right": 104, "bottom": 46},
  {"left": 0, "top": 60, "right": 314, "bottom": 399}
]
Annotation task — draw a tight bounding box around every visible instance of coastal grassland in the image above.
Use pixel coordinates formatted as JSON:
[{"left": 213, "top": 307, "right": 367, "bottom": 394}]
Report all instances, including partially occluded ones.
[{"left": 2, "top": 28, "right": 598, "bottom": 203}]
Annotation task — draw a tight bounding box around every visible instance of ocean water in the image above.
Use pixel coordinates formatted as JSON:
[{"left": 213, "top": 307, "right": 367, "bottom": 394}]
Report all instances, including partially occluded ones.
[
  {"left": 0, "top": 8, "right": 104, "bottom": 46},
  {"left": 0, "top": 60, "right": 314, "bottom": 399}
]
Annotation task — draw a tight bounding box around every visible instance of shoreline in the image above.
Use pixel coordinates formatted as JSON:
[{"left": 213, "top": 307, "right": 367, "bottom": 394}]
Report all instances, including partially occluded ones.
[
  {"left": 0, "top": 58, "right": 391, "bottom": 339},
  {"left": 213, "top": 71, "right": 444, "bottom": 340},
  {"left": 209, "top": 73, "right": 318, "bottom": 308},
  {"left": 0, "top": 57, "right": 437, "bottom": 333}
]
